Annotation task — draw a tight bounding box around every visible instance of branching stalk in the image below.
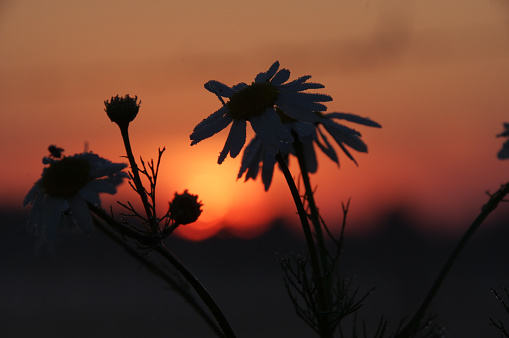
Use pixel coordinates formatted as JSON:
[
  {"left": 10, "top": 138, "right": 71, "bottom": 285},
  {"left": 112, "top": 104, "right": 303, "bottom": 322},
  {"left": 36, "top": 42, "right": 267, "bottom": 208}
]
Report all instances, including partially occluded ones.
[{"left": 118, "top": 125, "right": 155, "bottom": 227}]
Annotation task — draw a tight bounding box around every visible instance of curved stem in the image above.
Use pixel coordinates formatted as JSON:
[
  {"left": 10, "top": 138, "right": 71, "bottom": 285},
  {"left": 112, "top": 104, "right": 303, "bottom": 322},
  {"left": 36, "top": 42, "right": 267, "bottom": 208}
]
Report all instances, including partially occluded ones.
[
  {"left": 395, "top": 183, "right": 509, "bottom": 338},
  {"left": 90, "top": 206, "right": 235, "bottom": 337},
  {"left": 91, "top": 215, "right": 224, "bottom": 337},
  {"left": 155, "top": 243, "right": 236, "bottom": 338}
]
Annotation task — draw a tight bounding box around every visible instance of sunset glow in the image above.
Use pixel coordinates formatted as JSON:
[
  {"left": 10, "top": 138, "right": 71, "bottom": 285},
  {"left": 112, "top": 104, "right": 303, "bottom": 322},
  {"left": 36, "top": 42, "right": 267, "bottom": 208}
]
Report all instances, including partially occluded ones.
[
  {"left": 161, "top": 140, "right": 280, "bottom": 241},
  {"left": 2, "top": 0, "right": 509, "bottom": 240}
]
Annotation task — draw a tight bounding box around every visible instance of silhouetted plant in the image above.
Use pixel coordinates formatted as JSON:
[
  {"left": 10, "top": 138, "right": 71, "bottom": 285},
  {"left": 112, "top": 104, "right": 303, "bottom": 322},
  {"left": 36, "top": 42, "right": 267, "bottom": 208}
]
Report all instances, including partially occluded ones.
[
  {"left": 24, "top": 94, "right": 235, "bottom": 338},
  {"left": 23, "top": 63, "right": 509, "bottom": 338},
  {"left": 192, "top": 60, "right": 382, "bottom": 337}
]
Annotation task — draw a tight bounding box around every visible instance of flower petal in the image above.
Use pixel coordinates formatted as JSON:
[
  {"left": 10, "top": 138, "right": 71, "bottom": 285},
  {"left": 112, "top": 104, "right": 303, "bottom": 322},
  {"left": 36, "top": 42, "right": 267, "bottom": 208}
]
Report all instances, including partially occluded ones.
[
  {"left": 218, "top": 119, "right": 246, "bottom": 164},
  {"left": 192, "top": 106, "right": 229, "bottom": 132},
  {"left": 323, "top": 121, "right": 368, "bottom": 153},
  {"left": 79, "top": 185, "right": 102, "bottom": 205},
  {"left": 497, "top": 123, "right": 509, "bottom": 137},
  {"left": 280, "top": 81, "right": 325, "bottom": 91},
  {"left": 232, "top": 82, "right": 248, "bottom": 91},
  {"left": 238, "top": 136, "right": 263, "bottom": 179},
  {"left": 43, "top": 197, "right": 67, "bottom": 242},
  {"left": 69, "top": 195, "right": 93, "bottom": 235},
  {"left": 90, "top": 162, "right": 127, "bottom": 179},
  {"left": 336, "top": 142, "right": 359, "bottom": 165},
  {"left": 23, "top": 180, "right": 42, "bottom": 207},
  {"left": 85, "top": 179, "right": 118, "bottom": 194},
  {"left": 255, "top": 61, "right": 280, "bottom": 83},
  {"left": 498, "top": 140, "right": 509, "bottom": 159},
  {"left": 204, "top": 80, "right": 235, "bottom": 98},
  {"left": 191, "top": 108, "right": 232, "bottom": 145},
  {"left": 270, "top": 68, "right": 290, "bottom": 86},
  {"left": 326, "top": 112, "right": 382, "bottom": 128},
  {"left": 251, "top": 109, "right": 293, "bottom": 155},
  {"left": 261, "top": 153, "right": 277, "bottom": 191},
  {"left": 26, "top": 191, "right": 46, "bottom": 236},
  {"left": 282, "top": 75, "right": 312, "bottom": 86},
  {"left": 292, "top": 121, "right": 316, "bottom": 142},
  {"left": 315, "top": 127, "right": 339, "bottom": 165},
  {"left": 275, "top": 99, "right": 320, "bottom": 123}
]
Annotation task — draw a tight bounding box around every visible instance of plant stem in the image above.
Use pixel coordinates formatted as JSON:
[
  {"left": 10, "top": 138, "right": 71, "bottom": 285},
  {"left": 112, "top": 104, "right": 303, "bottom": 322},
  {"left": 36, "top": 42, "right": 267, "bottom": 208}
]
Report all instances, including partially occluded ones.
[
  {"left": 276, "top": 153, "right": 333, "bottom": 338},
  {"left": 395, "top": 182, "right": 509, "bottom": 338},
  {"left": 90, "top": 206, "right": 236, "bottom": 338},
  {"left": 155, "top": 243, "right": 236, "bottom": 338},
  {"left": 292, "top": 137, "right": 329, "bottom": 271},
  {"left": 293, "top": 138, "right": 335, "bottom": 334},
  {"left": 91, "top": 214, "right": 224, "bottom": 337},
  {"left": 119, "top": 125, "right": 154, "bottom": 226}
]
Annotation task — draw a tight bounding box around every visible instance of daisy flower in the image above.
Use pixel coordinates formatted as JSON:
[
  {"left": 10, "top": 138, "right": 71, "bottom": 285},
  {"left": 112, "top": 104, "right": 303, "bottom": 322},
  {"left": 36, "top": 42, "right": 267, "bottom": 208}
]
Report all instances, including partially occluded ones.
[
  {"left": 190, "top": 61, "right": 332, "bottom": 164},
  {"left": 23, "top": 149, "right": 128, "bottom": 242},
  {"left": 497, "top": 123, "right": 509, "bottom": 159},
  {"left": 238, "top": 112, "right": 381, "bottom": 190}
]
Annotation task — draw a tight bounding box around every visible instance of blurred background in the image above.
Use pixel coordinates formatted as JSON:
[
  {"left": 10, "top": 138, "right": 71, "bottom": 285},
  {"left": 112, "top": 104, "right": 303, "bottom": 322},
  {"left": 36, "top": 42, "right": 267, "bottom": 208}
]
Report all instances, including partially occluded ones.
[{"left": 2, "top": 0, "right": 509, "bottom": 336}]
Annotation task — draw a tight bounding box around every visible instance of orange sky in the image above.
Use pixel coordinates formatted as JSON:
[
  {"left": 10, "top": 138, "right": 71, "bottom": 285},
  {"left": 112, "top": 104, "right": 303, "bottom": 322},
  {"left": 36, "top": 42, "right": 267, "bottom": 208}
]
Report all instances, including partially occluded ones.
[{"left": 2, "top": 0, "right": 509, "bottom": 240}]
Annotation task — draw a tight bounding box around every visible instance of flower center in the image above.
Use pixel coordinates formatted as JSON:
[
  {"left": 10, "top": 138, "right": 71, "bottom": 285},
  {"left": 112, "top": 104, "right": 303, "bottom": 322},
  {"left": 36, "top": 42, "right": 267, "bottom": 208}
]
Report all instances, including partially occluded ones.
[
  {"left": 226, "top": 82, "right": 279, "bottom": 120},
  {"left": 41, "top": 157, "right": 92, "bottom": 198}
]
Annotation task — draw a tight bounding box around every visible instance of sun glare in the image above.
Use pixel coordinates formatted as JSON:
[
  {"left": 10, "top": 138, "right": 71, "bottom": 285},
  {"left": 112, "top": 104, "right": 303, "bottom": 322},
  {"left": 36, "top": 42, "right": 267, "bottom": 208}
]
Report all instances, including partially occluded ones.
[{"left": 159, "top": 139, "right": 277, "bottom": 241}]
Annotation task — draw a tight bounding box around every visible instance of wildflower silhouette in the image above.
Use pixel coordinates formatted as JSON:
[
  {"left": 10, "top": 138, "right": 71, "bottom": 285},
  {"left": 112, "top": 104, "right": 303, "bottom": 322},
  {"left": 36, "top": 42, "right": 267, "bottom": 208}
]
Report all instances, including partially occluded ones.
[
  {"left": 23, "top": 147, "right": 127, "bottom": 242},
  {"left": 190, "top": 61, "right": 332, "bottom": 163},
  {"left": 191, "top": 61, "right": 381, "bottom": 338},
  {"left": 105, "top": 94, "right": 140, "bottom": 127},
  {"left": 169, "top": 190, "right": 203, "bottom": 225},
  {"left": 24, "top": 95, "right": 236, "bottom": 338}
]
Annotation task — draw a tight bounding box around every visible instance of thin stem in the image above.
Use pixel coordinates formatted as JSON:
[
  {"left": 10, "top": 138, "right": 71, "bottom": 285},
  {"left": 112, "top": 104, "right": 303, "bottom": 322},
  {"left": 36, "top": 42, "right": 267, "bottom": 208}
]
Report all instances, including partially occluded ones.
[
  {"left": 90, "top": 205, "right": 235, "bottom": 338},
  {"left": 276, "top": 154, "right": 321, "bottom": 275},
  {"left": 293, "top": 137, "right": 336, "bottom": 334},
  {"left": 119, "top": 125, "right": 155, "bottom": 227},
  {"left": 293, "top": 137, "right": 329, "bottom": 270},
  {"left": 276, "top": 153, "right": 333, "bottom": 338},
  {"left": 155, "top": 243, "right": 236, "bottom": 338},
  {"left": 395, "top": 182, "right": 509, "bottom": 338},
  {"left": 91, "top": 215, "right": 224, "bottom": 337}
]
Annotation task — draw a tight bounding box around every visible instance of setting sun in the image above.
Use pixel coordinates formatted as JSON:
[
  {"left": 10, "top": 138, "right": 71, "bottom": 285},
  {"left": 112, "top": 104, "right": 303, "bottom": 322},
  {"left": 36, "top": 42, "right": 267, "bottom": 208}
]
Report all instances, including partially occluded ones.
[{"left": 157, "top": 138, "right": 280, "bottom": 241}]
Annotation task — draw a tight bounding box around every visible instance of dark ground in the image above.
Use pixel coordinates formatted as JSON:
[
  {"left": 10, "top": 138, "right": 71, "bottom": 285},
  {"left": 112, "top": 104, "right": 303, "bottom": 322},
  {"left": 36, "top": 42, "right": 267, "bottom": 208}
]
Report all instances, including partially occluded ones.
[{"left": 2, "top": 207, "right": 509, "bottom": 338}]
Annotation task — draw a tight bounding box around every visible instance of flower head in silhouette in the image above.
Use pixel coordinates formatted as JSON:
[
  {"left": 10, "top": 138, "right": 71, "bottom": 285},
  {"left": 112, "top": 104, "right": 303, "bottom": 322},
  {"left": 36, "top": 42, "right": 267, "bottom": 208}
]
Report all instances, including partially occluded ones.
[
  {"left": 23, "top": 149, "right": 128, "bottom": 242},
  {"left": 105, "top": 94, "right": 140, "bottom": 128},
  {"left": 238, "top": 112, "right": 381, "bottom": 190},
  {"left": 169, "top": 190, "right": 203, "bottom": 225},
  {"left": 190, "top": 61, "right": 332, "bottom": 164}
]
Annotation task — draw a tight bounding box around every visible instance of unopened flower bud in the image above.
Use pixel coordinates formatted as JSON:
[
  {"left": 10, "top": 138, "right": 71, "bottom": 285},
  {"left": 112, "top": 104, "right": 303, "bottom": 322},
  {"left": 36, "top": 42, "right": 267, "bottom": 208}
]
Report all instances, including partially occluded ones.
[
  {"left": 169, "top": 190, "right": 203, "bottom": 225},
  {"left": 104, "top": 94, "right": 140, "bottom": 127}
]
